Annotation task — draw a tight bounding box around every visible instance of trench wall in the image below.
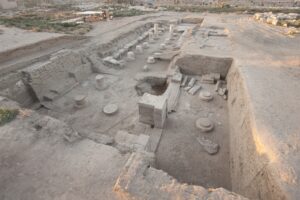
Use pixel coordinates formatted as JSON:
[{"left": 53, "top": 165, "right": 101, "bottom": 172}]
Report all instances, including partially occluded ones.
[
  {"left": 176, "top": 54, "right": 233, "bottom": 78},
  {"left": 227, "top": 63, "right": 286, "bottom": 200}
]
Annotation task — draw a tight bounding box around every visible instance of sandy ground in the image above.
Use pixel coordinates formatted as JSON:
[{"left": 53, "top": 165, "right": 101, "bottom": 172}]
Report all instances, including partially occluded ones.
[
  {"left": 0, "top": 115, "right": 128, "bottom": 200},
  {"left": 0, "top": 25, "right": 64, "bottom": 53}
]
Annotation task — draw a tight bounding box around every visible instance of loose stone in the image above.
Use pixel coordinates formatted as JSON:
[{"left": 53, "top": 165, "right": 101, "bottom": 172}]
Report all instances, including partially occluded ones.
[
  {"left": 197, "top": 137, "right": 219, "bottom": 155},
  {"left": 127, "top": 51, "right": 135, "bottom": 61},
  {"left": 136, "top": 45, "right": 143, "bottom": 54}
]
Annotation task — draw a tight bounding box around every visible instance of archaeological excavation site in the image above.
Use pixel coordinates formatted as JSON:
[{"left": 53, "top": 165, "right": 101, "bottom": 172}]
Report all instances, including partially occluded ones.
[{"left": 0, "top": 1, "right": 300, "bottom": 200}]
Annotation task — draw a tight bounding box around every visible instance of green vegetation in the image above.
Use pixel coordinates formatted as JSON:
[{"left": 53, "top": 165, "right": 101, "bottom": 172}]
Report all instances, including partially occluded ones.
[
  {"left": 163, "top": 5, "right": 300, "bottom": 14},
  {"left": 113, "top": 8, "right": 150, "bottom": 17},
  {"left": 102, "top": 4, "right": 152, "bottom": 17},
  {"left": 0, "top": 108, "right": 19, "bottom": 126},
  {"left": 0, "top": 15, "right": 92, "bottom": 35}
]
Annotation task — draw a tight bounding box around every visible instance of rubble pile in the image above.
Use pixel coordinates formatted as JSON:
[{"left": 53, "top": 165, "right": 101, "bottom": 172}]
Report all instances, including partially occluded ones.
[{"left": 254, "top": 12, "right": 300, "bottom": 28}]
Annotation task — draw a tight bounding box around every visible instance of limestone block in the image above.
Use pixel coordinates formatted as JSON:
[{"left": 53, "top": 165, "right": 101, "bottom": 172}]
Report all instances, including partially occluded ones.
[
  {"left": 136, "top": 45, "right": 143, "bottom": 54},
  {"left": 153, "top": 23, "right": 159, "bottom": 34},
  {"left": 103, "top": 56, "right": 125, "bottom": 68},
  {"left": 142, "top": 42, "right": 149, "bottom": 49},
  {"left": 127, "top": 51, "right": 135, "bottom": 61},
  {"left": 181, "top": 75, "right": 189, "bottom": 87},
  {"left": 188, "top": 77, "right": 196, "bottom": 87},
  {"left": 218, "top": 88, "right": 227, "bottom": 96},
  {"left": 160, "top": 43, "right": 166, "bottom": 50},
  {"left": 138, "top": 93, "right": 167, "bottom": 128},
  {"left": 171, "top": 72, "right": 182, "bottom": 83},
  {"left": 188, "top": 85, "right": 201, "bottom": 95},
  {"left": 169, "top": 24, "right": 175, "bottom": 33},
  {"left": 95, "top": 74, "right": 106, "bottom": 90},
  {"left": 74, "top": 95, "right": 87, "bottom": 108}
]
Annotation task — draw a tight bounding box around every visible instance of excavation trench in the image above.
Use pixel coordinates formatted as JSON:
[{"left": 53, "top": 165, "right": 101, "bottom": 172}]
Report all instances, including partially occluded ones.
[
  {"left": 0, "top": 17, "right": 282, "bottom": 199},
  {"left": 154, "top": 53, "right": 280, "bottom": 199},
  {"left": 154, "top": 54, "right": 233, "bottom": 189}
]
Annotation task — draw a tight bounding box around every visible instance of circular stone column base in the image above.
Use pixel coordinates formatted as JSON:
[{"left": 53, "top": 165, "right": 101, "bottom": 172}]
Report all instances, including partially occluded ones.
[
  {"left": 103, "top": 104, "right": 119, "bottom": 115},
  {"left": 74, "top": 95, "right": 87, "bottom": 108},
  {"left": 196, "top": 118, "right": 214, "bottom": 132},
  {"left": 199, "top": 91, "right": 213, "bottom": 101}
]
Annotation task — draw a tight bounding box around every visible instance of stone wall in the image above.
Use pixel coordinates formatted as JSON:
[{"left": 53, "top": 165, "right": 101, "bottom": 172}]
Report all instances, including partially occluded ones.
[
  {"left": 21, "top": 50, "right": 92, "bottom": 103},
  {"left": 114, "top": 152, "right": 248, "bottom": 200}
]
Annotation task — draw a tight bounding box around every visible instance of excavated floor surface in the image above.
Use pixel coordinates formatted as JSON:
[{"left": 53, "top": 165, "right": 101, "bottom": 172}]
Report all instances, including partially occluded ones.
[{"left": 156, "top": 82, "right": 231, "bottom": 189}]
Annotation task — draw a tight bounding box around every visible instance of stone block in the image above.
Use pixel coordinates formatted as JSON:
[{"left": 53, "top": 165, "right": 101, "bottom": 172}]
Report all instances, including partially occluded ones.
[
  {"left": 138, "top": 93, "right": 167, "bottom": 128},
  {"left": 201, "top": 74, "right": 215, "bottom": 84},
  {"left": 188, "top": 77, "right": 196, "bottom": 87},
  {"left": 188, "top": 85, "right": 201, "bottom": 95},
  {"left": 181, "top": 75, "right": 188, "bottom": 87},
  {"left": 171, "top": 72, "right": 182, "bottom": 83}
]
